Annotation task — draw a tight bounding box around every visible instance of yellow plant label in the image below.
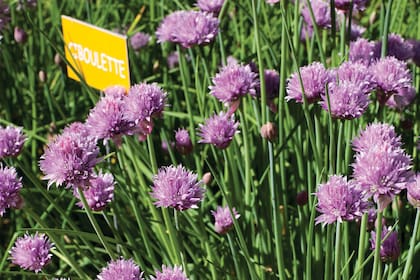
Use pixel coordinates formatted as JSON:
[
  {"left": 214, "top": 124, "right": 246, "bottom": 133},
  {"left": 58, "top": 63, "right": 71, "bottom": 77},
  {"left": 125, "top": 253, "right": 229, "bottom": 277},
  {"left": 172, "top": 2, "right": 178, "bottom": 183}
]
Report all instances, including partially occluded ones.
[{"left": 61, "top": 15, "right": 130, "bottom": 91}]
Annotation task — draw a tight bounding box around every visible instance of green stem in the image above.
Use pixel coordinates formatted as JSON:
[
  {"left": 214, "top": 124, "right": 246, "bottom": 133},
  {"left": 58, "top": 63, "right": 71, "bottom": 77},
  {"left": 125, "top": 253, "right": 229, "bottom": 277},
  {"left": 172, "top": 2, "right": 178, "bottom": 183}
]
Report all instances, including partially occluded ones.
[
  {"left": 355, "top": 213, "right": 368, "bottom": 280},
  {"left": 402, "top": 209, "right": 420, "bottom": 279},
  {"left": 371, "top": 211, "right": 383, "bottom": 280},
  {"left": 324, "top": 225, "right": 333, "bottom": 280},
  {"left": 334, "top": 222, "right": 342, "bottom": 280},
  {"left": 381, "top": 0, "right": 393, "bottom": 57},
  {"left": 77, "top": 187, "right": 115, "bottom": 259},
  {"left": 269, "top": 141, "right": 287, "bottom": 280}
]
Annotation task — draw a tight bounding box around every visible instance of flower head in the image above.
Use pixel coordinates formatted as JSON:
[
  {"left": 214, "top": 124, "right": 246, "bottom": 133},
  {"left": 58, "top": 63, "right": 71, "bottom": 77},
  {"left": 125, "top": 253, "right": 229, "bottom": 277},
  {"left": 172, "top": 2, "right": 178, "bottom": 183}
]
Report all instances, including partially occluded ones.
[
  {"left": 76, "top": 172, "right": 115, "bottom": 211},
  {"left": 130, "top": 32, "right": 150, "bottom": 51},
  {"left": 198, "top": 112, "right": 239, "bottom": 149},
  {"left": 334, "top": 0, "right": 368, "bottom": 11},
  {"left": 370, "top": 227, "right": 400, "bottom": 263},
  {"left": 349, "top": 38, "right": 378, "bottom": 65},
  {"left": 352, "top": 123, "right": 402, "bottom": 153},
  {"left": 0, "top": 166, "right": 23, "bottom": 216},
  {"left": 352, "top": 143, "right": 413, "bottom": 210},
  {"left": 151, "top": 165, "right": 205, "bottom": 211},
  {"left": 196, "top": 0, "right": 225, "bottom": 14},
  {"left": 334, "top": 61, "right": 375, "bottom": 94},
  {"left": 151, "top": 265, "right": 188, "bottom": 280},
  {"left": 408, "top": 39, "right": 420, "bottom": 66},
  {"left": 10, "top": 233, "right": 54, "bottom": 273},
  {"left": 252, "top": 69, "right": 280, "bottom": 101},
  {"left": 125, "top": 83, "right": 167, "bottom": 123},
  {"left": 209, "top": 61, "right": 258, "bottom": 103},
  {"left": 156, "top": 10, "right": 219, "bottom": 48},
  {"left": 315, "top": 175, "right": 369, "bottom": 225},
  {"left": 385, "top": 86, "right": 416, "bottom": 110},
  {"left": 0, "top": 125, "right": 26, "bottom": 158},
  {"left": 97, "top": 258, "right": 143, "bottom": 280},
  {"left": 14, "top": 26, "right": 27, "bottom": 44},
  {"left": 39, "top": 130, "right": 101, "bottom": 189},
  {"left": 301, "top": 0, "right": 331, "bottom": 29},
  {"left": 286, "top": 62, "right": 332, "bottom": 103},
  {"left": 175, "top": 128, "right": 193, "bottom": 155},
  {"left": 321, "top": 81, "right": 370, "bottom": 119},
  {"left": 86, "top": 93, "right": 135, "bottom": 143},
  {"left": 212, "top": 206, "right": 240, "bottom": 234},
  {"left": 0, "top": 0, "right": 10, "bottom": 32},
  {"left": 376, "top": 33, "right": 414, "bottom": 61},
  {"left": 371, "top": 56, "right": 413, "bottom": 104},
  {"left": 407, "top": 174, "right": 420, "bottom": 208}
]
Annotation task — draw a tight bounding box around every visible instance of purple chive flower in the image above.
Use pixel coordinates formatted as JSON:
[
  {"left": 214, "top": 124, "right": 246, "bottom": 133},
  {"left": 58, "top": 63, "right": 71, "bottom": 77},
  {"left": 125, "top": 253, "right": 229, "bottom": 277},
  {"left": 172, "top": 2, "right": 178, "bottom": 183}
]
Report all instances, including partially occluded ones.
[
  {"left": 335, "top": 61, "right": 375, "bottom": 94},
  {"left": 385, "top": 87, "right": 416, "bottom": 110},
  {"left": 0, "top": 0, "right": 10, "bottom": 31},
  {"left": 407, "top": 174, "right": 420, "bottom": 208},
  {"left": 198, "top": 112, "right": 239, "bottom": 149},
  {"left": 103, "top": 85, "right": 127, "bottom": 97},
  {"left": 266, "top": 0, "right": 280, "bottom": 5},
  {"left": 156, "top": 10, "right": 219, "bottom": 48},
  {"left": 370, "top": 227, "right": 400, "bottom": 263},
  {"left": 252, "top": 69, "right": 280, "bottom": 101},
  {"left": 130, "top": 32, "right": 150, "bottom": 51},
  {"left": 407, "top": 39, "right": 420, "bottom": 66},
  {"left": 97, "top": 258, "right": 144, "bottom": 280},
  {"left": 321, "top": 81, "right": 370, "bottom": 119},
  {"left": 209, "top": 61, "right": 258, "bottom": 103},
  {"left": 349, "top": 38, "right": 378, "bottom": 65},
  {"left": 39, "top": 130, "right": 101, "bottom": 189},
  {"left": 0, "top": 166, "right": 23, "bottom": 216},
  {"left": 62, "top": 122, "right": 90, "bottom": 138},
  {"left": 10, "top": 233, "right": 54, "bottom": 273},
  {"left": 352, "top": 143, "right": 414, "bottom": 211},
  {"left": 151, "top": 265, "right": 188, "bottom": 280},
  {"left": 76, "top": 172, "right": 115, "bottom": 211},
  {"left": 315, "top": 175, "right": 368, "bottom": 225},
  {"left": 334, "top": 0, "right": 368, "bottom": 11},
  {"left": 150, "top": 165, "right": 205, "bottom": 211},
  {"left": 349, "top": 22, "right": 366, "bottom": 41},
  {"left": 286, "top": 62, "right": 332, "bottom": 103},
  {"left": 167, "top": 51, "right": 180, "bottom": 69},
  {"left": 86, "top": 93, "right": 134, "bottom": 144},
  {"left": 371, "top": 56, "right": 413, "bottom": 105},
  {"left": 175, "top": 128, "right": 193, "bottom": 155},
  {"left": 352, "top": 123, "right": 402, "bottom": 153},
  {"left": 0, "top": 125, "right": 26, "bottom": 158},
  {"left": 125, "top": 83, "right": 167, "bottom": 123},
  {"left": 376, "top": 33, "right": 414, "bottom": 61},
  {"left": 196, "top": 0, "right": 224, "bottom": 14},
  {"left": 301, "top": 0, "right": 331, "bottom": 29},
  {"left": 212, "top": 206, "right": 240, "bottom": 234}
]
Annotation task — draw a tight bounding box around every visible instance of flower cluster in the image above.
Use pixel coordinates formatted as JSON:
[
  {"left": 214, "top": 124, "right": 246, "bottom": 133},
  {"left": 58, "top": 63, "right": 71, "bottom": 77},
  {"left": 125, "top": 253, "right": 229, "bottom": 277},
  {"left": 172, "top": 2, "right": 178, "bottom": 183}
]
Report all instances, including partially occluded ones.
[
  {"left": 156, "top": 10, "right": 219, "bottom": 48},
  {"left": 39, "top": 128, "right": 101, "bottom": 189},
  {"left": 209, "top": 60, "right": 258, "bottom": 104},
  {"left": 0, "top": 166, "right": 23, "bottom": 216},
  {"left": 196, "top": 0, "right": 224, "bottom": 14},
  {"left": 370, "top": 226, "right": 400, "bottom": 263},
  {"left": 10, "top": 233, "right": 54, "bottom": 273},
  {"left": 198, "top": 112, "right": 239, "bottom": 149},
  {"left": 0, "top": 125, "right": 26, "bottom": 158},
  {"left": 97, "top": 258, "right": 144, "bottom": 280},
  {"left": 212, "top": 206, "right": 240, "bottom": 234},
  {"left": 76, "top": 172, "right": 115, "bottom": 211},
  {"left": 315, "top": 175, "right": 369, "bottom": 225},
  {"left": 151, "top": 165, "right": 205, "bottom": 211},
  {"left": 151, "top": 265, "right": 189, "bottom": 280},
  {"left": 130, "top": 32, "right": 150, "bottom": 51},
  {"left": 352, "top": 123, "right": 414, "bottom": 211},
  {"left": 286, "top": 62, "right": 331, "bottom": 104},
  {"left": 175, "top": 128, "right": 193, "bottom": 155}
]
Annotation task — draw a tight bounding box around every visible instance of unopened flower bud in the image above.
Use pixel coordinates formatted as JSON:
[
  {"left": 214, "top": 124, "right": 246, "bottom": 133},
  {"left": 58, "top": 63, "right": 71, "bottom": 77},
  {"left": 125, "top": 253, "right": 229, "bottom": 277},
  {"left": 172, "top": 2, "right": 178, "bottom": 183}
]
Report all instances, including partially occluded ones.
[
  {"left": 38, "top": 70, "right": 46, "bottom": 83},
  {"left": 54, "top": 53, "right": 63, "bottom": 66},
  {"left": 260, "top": 122, "right": 277, "bottom": 141},
  {"left": 14, "top": 27, "right": 27, "bottom": 44},
  {"left": 175, "top": 128, "right": 193, "bottom": 155},
  {"left": 296, "top": 191, "right": 308, "bottom": 206},
  {"left": 202, "top": 172, "right": 212, "bottom": 185}
]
